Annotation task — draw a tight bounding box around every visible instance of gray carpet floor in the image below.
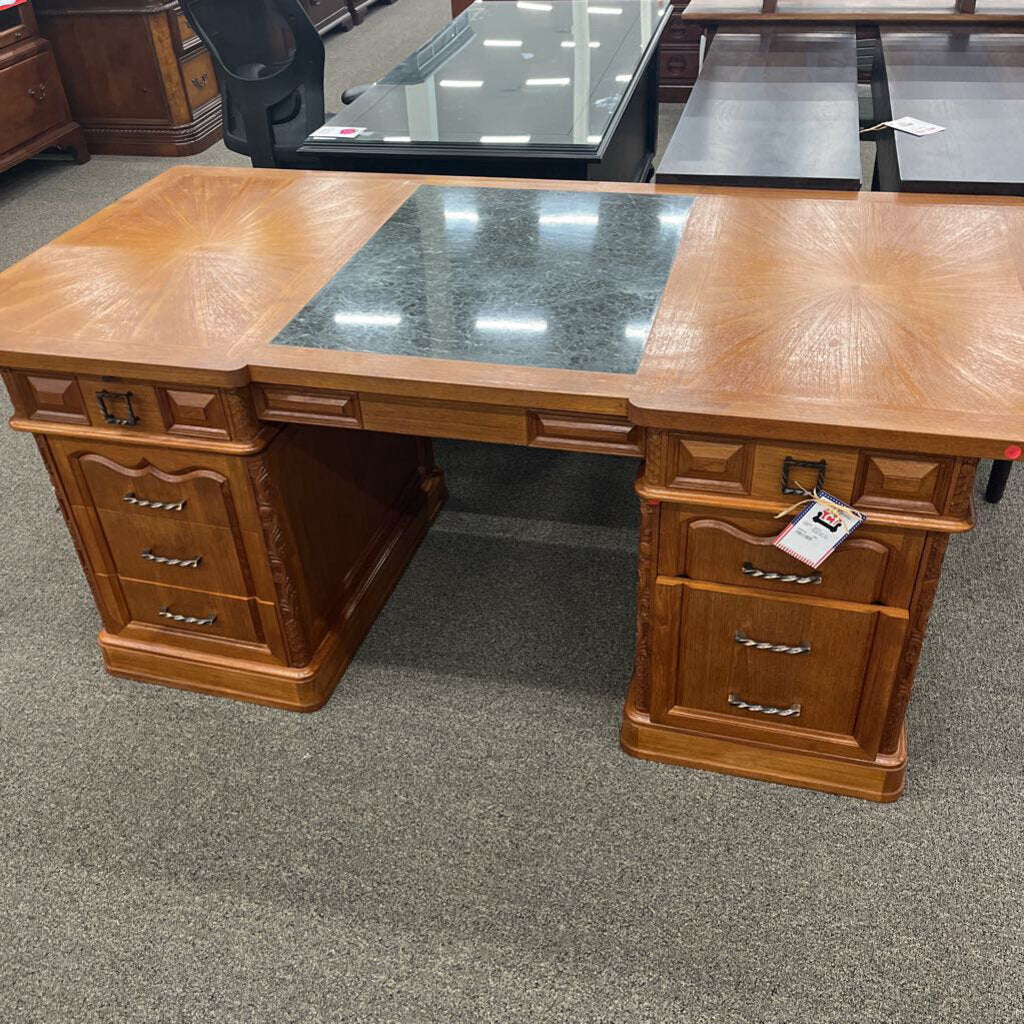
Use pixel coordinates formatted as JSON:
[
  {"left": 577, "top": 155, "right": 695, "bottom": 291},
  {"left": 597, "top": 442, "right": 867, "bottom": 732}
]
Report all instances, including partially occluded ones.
[{"left": 0, "top": 3, "right": 1021, "bottom": 1022}]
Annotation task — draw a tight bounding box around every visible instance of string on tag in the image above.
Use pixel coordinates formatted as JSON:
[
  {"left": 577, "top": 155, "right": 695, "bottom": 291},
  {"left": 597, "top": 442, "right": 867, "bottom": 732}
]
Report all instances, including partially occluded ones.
[{"left": 774, "top": 485, "right": 864, "bottom": 521}]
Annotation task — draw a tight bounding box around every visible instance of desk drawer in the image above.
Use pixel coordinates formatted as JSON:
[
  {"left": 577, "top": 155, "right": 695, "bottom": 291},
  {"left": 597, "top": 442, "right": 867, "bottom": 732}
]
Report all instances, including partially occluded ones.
[
  {"left": 659, "top": 44, "right": 700, "bottom": 87},
  {"left": 663, "top": 10, "right": 703, "bottom": 45},
  {"left": 95, "top": 508, "right": 258, "bottom": 598},
  {"left": 119, "top": 578, "right": 265, "bottom": 645},
  {"left": 181, "top": 50, "right": 217, "bottom": 113},
  {"left": 651, "top": 580, "right": 907, "bottom": 756},
  {"left": 658, "top": 506, "right": 923, "bottom": 607},
  {"left": 49, "top": 439, "right": 251, "bottom": 529},
  {"left": 0, "top": 47, "right": 68, "bottom": 152}
]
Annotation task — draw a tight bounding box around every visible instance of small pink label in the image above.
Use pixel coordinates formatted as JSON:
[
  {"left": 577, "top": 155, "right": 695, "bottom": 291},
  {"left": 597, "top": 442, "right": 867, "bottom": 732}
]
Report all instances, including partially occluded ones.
[{"left": 1005, "top": 444, "right": 1022, "bottom": 461}]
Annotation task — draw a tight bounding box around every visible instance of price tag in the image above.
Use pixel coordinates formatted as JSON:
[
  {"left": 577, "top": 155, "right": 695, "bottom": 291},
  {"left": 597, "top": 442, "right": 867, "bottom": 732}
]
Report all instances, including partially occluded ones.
[
  {"left": 885, "top": 116, "right": 945, "bottom": 137},
  {"left": 310, "top": 126, "right": 368, "bottom": 140},
  {"left": 773, "top": 491, "right": 865, "bottom": 569},
  {"left": 0, "top": 1, "right": 30, "bottom": 8}
]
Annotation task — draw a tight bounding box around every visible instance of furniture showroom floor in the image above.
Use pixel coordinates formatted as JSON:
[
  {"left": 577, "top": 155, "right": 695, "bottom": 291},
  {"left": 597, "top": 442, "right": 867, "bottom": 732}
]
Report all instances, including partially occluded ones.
[{"left": 0, "top": 1, "right": 1020, "bottom": 1021}]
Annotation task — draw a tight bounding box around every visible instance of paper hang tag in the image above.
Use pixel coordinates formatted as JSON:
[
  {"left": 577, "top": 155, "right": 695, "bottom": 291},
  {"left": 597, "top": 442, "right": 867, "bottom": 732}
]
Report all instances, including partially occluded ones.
[
  {"left": 773, "top": 490, "right": 865, "bottom": 569},
  {"left": 310, "top": 126, "right": 368, "bottom": 139},
  {"left": 886, "top": 116, "right": 945, "bottom": 137}
]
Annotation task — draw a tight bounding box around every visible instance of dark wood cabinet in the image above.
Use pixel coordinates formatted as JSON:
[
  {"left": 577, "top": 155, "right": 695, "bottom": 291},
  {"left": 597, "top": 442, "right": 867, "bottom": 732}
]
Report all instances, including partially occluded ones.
[
  {"left": 0, "top": 0, "right": 86, "bottom": 173},
  {"left": 32, "top": 0, "right": 222, "bottom": 156}
]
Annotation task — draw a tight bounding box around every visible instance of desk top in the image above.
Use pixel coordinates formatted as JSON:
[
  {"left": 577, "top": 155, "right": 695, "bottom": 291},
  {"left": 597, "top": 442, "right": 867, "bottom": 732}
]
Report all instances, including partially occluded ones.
[
  {"left": 305, "top": 0, "right": 668, "bottom": 159},
  {"left": 655, "top": 28, "right": 862, "bottom": 189},
  {"left": 682, "top": 0, "right": 1024, "bottom": 22},
  {"left": 1, "top": 166, "right": 1022, "bottom": 459},
  {"left": 878, "top": 29, "right": 1024, "bottom": 194}
]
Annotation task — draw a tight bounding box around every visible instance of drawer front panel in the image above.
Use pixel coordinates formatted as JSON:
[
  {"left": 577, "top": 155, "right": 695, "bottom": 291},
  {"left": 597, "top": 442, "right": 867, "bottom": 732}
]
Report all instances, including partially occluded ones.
[
  {"left": 664, "top": 10, "right": 703, "bottom": 45},
  {"left": 658, "top": 507, "right": 923, "bottom": 607},
  {"left": 752, "top": 443, "right": 860, "bottom": 503},
  {"left": 659, "top": 44, "right": 700, "bottom": 86},
  {"left": 651, "top": 580, "right": 907, "bottom": 756},
  {"left": 853, "top": 452, "right": 953, "bottom": 516},
  {"left": 0, "top": 49, "right": 68, "bottom": 151},
  {"left": 182, "top": 50, "right": 217, "bottom": 112},
  {"left": 527, "top": 410, "right": 642, "bottom": 457},
  {"left": 119, "top": 578, "right": 263, "bottom": 644},
  {"left": 52, "top": 441, "right": 247, "bottom": 528},
  {"left": 80, "top": 379, "right": 165, "bottom": 434},
  {"left": 96, "top": 508, "right": 253, "bottom": 597}
]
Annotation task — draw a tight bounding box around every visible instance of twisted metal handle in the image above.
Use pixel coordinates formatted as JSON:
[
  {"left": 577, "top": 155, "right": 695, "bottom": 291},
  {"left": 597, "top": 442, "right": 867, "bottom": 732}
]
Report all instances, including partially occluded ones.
[
  {"left": 122, "top": 493, "right": 186, "bottom": 512},
  {"left": 735, "top": 631, "right": 810, "bottom": 656},
  {"left": 742, "top": 562, "right": 822, "bottom": 586},
  {"left": 142, "top": 549, "right": 201, "bottom": 569},
  {"left": 157, "top": 607, "right": 216, "bottom": 626},
  {"left": 728, "top": 693, "right": 801, "bottom": 718}
]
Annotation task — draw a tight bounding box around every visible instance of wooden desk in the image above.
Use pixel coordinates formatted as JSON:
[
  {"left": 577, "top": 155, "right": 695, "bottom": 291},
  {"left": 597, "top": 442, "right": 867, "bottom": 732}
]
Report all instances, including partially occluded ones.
[
  {"left": 300, "top": 0, "right": 668, "bottom": 181},
  {"left": 873, "top": 29, "right": 1024, "bottom": 195},
  {"left": 2, "top": 168, "right": 1023, "bottom": 802},
  {"left": 680, "top": 0, "right": 1024, "bottom": 25},
  {"left": 655, "top": 28, "right": 862, "bottom": 188}
]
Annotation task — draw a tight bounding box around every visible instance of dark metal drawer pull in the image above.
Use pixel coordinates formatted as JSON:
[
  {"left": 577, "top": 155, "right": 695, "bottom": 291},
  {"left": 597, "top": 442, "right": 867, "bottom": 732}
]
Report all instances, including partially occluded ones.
[
  {"left": 781, "top": 455, "right": 826, "bottom": 496},
  {"left": 735, "top": 630, "right": 810, "bottom": 656},
  {"left": 142, "top": 549, "right": 201, "bottom": 569},
  {"left": 728, "top": 693, "right": 801, "bottom": 718},
  {"left": 191, "top": 72, "right": 209, "bottom": 89},
  {"left": 742, "top": 561, "right": 822, "bottom": 586},
  {"left": 157, "top": 606, "right": 216, "bottom": 626},
  {"left": 96, "top": 389, "right": 139, "bottom": 427},
  {"left": 122, "top": 493, "right": 186, "bottom": 512}
]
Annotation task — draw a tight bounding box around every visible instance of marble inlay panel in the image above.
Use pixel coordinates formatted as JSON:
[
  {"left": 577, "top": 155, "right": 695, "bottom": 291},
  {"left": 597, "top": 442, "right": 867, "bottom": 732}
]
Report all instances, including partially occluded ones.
[{"left": 273, "top": 185, "right": 692, "bottom": 374}]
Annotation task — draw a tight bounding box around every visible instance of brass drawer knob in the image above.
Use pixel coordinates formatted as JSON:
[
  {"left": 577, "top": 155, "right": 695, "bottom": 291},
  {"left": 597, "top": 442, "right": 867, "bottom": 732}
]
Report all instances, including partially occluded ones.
[
  {"left": 27, "top": 83, "right": 48, "bottom": 102},
  {"left": 191, "top": 72, "right": 209, "bottom": 89}
]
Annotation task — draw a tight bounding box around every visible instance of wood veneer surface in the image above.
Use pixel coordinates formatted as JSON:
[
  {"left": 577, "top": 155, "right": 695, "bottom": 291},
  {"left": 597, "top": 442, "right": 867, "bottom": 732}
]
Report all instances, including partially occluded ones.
[{"left": 0, "top": 167, "right": 1022, "bottom": 458}]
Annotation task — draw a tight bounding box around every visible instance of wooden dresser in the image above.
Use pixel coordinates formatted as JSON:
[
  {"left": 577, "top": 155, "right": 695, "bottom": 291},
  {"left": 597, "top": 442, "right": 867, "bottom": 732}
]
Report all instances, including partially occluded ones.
[
  {"left": 0, "top": 0, "right": 86, "bottom": 173},
  {"left": 31, "top": 0, "right": 221, "bottom": 156}
]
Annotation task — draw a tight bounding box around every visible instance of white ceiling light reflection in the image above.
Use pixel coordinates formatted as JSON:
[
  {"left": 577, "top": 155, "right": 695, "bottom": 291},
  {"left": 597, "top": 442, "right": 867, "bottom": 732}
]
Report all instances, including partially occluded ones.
[
  {"left": 480, "top": 135, "right": 531, "bottom": 144},
  {"left": 526, "top": 77, "right": 571, "bottom": 86},
  {"left": 444, "top": 209, "right": 480, "bottom": 225},
  {"left": 483, "top": 38, "right": 523, "bottom": 47},
  {"left": 539, "top": 213, "right": 599, "bottom": 227},
  {"left": 659, "top": 212, "right": 689, "bottom": 227},
  {"left": 587, "top": 135, "right": 602, "bottom": 144},
  {"left": 383, "top": 136, "right": 411, "bottom": 142},
  {"left": 561, "top": 40, "right": 601, "bottom": 47},
  {"left": 588, "top": 5, "right": 623, "bottom": 13},
  {"left": 334, "top": 313, "right": 402, "bottom": 327},
  {"left": 516, "top": 1, "right": 552, "bottom": 9},
  {"left": 624, "top": 322, "right": 652, "bottom": 340},
  {"left": 439, "top": 79, "right": 484, "bottom": 88},
  {"left": 614, "top": 74, "right": 632, "bottom": 83},
  {"left": 475, "top": 317, "right": 548, "bottom": 333}
]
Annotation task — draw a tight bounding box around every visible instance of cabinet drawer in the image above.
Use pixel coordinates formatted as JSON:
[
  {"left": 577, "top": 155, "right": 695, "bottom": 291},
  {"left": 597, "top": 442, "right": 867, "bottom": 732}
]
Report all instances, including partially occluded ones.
[
  {"left": 174, "top": 10, "right": 198, "bottom": 52},
  {"left": 95, "top": 508, "right": 257, "bottom": 598},
  {"left": 0, "top": 47, "right": 68, "bottom": 152},
  {"left": 651, "top": 580, "right": 907, "bottom": 757},
  {"left": 658, "top": 506, "right": 923, "bottom": 607},
  {"left": 663, "top": 10, "right": 703, "bottom": 45},
  {"left": 527, "top": 410, "right": 642, "bottom": 457},
  {"left": 50, "top": 439, "right": 250, "bottom": 529},
  {"left": 0, "top": 2, "right": 37, "bottom": 50},
  {"left": 181, "top": 50, "right": 217, "bottom": 112},
  {"left": 659, "top": 44, "right": 700, "bottom": 86},
  {"left": 119, "top": 578, "right": 264, "bottom": 645}
]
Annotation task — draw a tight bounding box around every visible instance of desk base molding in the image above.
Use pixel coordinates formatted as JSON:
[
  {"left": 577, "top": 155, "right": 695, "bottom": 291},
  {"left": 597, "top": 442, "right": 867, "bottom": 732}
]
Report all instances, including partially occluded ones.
[{"left": 621, "top": 682, "right": 907, "bottom": 802}]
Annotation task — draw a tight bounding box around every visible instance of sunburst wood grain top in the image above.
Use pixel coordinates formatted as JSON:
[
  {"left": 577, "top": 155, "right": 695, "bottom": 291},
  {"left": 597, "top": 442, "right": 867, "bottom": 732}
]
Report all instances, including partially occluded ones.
[{"left": 0, "top": 166, "right": 1022, "bottom": 456}]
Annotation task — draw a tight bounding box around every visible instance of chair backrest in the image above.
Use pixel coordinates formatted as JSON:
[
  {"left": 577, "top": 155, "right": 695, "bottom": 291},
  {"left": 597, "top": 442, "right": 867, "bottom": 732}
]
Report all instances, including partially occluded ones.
[{"left": 179, "top": 0, "right": 326, "bottom": 167}]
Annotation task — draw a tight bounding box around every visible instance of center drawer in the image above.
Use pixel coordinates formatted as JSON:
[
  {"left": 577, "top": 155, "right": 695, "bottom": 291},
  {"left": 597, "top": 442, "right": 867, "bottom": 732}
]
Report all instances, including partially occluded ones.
[{"left": 657, "top": 505, "right": 923, "bottom": 607}]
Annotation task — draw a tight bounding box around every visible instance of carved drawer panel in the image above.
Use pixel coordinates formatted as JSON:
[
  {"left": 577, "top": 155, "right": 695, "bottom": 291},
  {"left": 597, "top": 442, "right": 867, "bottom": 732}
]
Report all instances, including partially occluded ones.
[
  {"left": 664, "top": 433, "right": 755, "bottom": 493},
  {"left": 527, "top": 410, "right": 642, "bottom": 457},
  {"left": 658, "top": 43, "right": 700, "bottom": 86},
  {"left": 254, "top": 384, "right": 362, "bottom": 428},
  {"left": 119, "top": 578, "right": 265, "bottom": 645},
  {"left": 49, "top": 439, "right": 251, "bottom": 528},
  {"left": 5, "top": 372, "right": 88, "bottom": 425},
  {"left": 657, "top": 506, "right": 923, "bottom": 607},
  {"left": 663, "top": 9, "right": 704, "bottom": 45},
  {"left": 650, "top": 579, "right": 907, "bottom": 759},
  {"left": 852, "top": 453, "right": 953, "bottom": 516}
]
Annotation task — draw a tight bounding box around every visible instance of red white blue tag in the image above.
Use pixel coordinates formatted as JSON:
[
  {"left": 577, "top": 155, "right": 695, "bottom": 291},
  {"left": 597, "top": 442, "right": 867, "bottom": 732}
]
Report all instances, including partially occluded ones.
[{"left": 773, "top": 490, "right": 865, "bottom": 569}]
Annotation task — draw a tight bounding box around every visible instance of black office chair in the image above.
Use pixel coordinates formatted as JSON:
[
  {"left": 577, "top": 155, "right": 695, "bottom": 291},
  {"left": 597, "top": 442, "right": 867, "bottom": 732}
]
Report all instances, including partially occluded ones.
[{"left": 179, "top": 0, "right": 372, "bottom": 168}]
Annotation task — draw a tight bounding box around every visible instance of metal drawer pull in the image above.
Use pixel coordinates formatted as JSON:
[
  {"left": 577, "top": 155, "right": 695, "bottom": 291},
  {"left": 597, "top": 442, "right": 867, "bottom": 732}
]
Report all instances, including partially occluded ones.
[
  {"left": 122, "top": 493, "right": 186, "bottom": 512},
  {"left": 158, "top": 606, "right": 216, "bottom": 626},
  {"left": 781, "top": 455, "right": 827, "bottom": 496},
  {"left": 728, "top": 693, "right": 801, "bottom": 718},
  {"left": 742, "top": 562, "right": 822, "bottom": 586},
  {"left": 96, "top": 389, "right": 140, "bottom": 427},
  {"left": 142, "top": 549, "right": 201, "bottom": 569},
  {"left": 735, "top": 631, "right": 810, "bottom": 656}
]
